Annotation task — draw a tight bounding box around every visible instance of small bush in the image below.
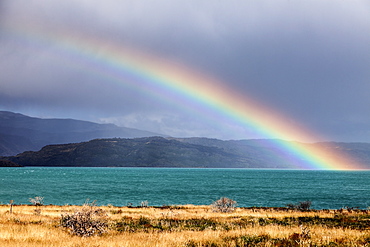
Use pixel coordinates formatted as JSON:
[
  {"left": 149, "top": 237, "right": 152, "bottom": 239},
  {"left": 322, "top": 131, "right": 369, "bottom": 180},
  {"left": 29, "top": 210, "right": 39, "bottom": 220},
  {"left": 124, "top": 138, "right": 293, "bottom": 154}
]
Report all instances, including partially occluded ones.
[
  {"left": 29, "top": 196, "right": 44, "bottom": 206},
  {"left": 286, "top": 201, "right": 311, "bottom": 211},
  {"left": 211, "top": 197, "right": 237, "bottom": 213},
  {"left": 29, "top": 196, "right": 44, "bottom": 215},
  {"left": 60, "top": 201, "right": 108, "bottom": 237},
  {"left": 140, "top": 200, "right": 149, "bottom": 207}
]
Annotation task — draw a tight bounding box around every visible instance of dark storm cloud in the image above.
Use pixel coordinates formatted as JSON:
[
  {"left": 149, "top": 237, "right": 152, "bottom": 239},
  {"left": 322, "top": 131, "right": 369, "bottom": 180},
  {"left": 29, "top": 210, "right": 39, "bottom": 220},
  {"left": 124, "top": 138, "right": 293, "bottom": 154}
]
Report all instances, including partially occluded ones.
[{"left": 0, "top": 0, "right": 369, "bottom": 141}]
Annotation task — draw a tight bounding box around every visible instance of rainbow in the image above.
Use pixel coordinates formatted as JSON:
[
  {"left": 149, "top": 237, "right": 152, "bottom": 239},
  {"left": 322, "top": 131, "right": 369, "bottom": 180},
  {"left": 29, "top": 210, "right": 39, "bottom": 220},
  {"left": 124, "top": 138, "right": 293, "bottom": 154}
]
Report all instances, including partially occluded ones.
[{"left": 1, "top": 22, "right": 365, "bottom": 170}]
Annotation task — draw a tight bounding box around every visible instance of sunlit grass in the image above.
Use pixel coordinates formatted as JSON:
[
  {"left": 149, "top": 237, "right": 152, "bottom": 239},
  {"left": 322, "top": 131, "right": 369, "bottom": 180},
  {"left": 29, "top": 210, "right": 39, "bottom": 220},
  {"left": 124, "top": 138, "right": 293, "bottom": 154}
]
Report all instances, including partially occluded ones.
[{"left": 0, "top": 204, "right": 369, "bottom": 246}]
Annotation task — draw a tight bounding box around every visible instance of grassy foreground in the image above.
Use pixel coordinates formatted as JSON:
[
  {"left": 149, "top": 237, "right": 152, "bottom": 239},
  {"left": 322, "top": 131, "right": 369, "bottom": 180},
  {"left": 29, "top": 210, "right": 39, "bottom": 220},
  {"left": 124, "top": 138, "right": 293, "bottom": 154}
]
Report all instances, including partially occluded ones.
[{"left": 0, "top": 204, "right": 369, "bottom": 247}]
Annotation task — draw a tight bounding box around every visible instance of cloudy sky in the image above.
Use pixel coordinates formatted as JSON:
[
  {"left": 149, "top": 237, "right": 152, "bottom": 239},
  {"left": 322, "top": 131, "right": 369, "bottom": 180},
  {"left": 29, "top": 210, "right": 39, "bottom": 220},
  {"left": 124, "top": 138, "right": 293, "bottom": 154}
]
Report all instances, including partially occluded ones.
[{"left": 0, "top": 0, "right": 369, "bottom": 142}]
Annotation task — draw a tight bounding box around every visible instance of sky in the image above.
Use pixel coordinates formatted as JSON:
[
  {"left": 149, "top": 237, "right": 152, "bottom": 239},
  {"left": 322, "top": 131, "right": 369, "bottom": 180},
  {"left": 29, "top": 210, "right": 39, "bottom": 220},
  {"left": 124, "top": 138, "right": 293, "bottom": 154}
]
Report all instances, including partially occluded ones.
[{"left": 0, "top": 0, "right": 369, "bottom": 142}]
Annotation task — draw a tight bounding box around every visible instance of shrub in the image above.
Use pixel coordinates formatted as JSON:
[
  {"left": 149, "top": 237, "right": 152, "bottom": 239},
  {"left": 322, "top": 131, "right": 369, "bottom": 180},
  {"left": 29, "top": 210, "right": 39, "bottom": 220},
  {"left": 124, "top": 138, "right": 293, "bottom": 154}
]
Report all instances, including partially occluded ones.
[
  {"left": 286, "top": 201, "right": 312, "bottom": 211},
  {"left": 60, "top": 201, "right": 108, "bottom": 237},
  {"left": 29, "top": 196, "right": 44, "bottom": 206},
  {"left": 140, "top": 200, "right": 149, "bottom": 207},
  {"left": 29, "top": 196, "right": 44, "bottom": 215},
  {"left": 211, "top": 197, "right": 237, "bottom": 213}
]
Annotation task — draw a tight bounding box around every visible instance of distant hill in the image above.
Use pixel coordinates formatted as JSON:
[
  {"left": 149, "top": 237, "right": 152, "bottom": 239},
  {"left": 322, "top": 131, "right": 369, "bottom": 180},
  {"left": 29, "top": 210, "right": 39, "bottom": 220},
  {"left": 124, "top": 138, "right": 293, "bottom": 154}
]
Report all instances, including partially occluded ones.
[
  {"left": 3, "top": 137, "right": 370, "bottom": 169},
  {"left": 0, "top": 111, "right": 166, "bottom": 156},
  {"left": 0, "top": 159, "right": 23, "bottom": 167}
]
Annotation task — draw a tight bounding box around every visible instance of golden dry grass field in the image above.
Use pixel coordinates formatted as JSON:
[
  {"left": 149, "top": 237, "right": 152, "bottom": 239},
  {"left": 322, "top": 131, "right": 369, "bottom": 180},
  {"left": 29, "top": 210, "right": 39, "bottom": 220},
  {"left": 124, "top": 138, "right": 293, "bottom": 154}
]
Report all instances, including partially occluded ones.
[{"left": 0, "top": 204, "right": 369, "bottom": 247}]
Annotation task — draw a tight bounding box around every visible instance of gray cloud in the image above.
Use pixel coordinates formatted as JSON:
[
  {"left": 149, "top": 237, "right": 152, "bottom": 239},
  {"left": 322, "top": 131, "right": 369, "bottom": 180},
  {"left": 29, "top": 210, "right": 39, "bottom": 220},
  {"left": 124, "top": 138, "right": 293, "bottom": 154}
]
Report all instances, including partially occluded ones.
[{"left": 1, "top": 0, "right": 369, "bottom": 141}]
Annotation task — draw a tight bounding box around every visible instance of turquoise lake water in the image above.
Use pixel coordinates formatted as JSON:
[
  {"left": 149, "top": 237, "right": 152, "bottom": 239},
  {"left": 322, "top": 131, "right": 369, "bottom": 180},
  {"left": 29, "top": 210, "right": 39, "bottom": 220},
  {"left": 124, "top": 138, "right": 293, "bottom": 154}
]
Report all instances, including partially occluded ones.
[{"left": 0, "top": 167, "right": 369, "bottom": 209}]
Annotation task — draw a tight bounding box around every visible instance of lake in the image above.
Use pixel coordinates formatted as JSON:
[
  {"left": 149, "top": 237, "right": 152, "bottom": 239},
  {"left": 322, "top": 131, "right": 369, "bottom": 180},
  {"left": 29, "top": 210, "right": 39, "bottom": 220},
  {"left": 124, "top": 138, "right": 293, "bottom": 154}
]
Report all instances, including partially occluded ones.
[{"left": 1, "top": 167, "right": 369, "bottom": 209}]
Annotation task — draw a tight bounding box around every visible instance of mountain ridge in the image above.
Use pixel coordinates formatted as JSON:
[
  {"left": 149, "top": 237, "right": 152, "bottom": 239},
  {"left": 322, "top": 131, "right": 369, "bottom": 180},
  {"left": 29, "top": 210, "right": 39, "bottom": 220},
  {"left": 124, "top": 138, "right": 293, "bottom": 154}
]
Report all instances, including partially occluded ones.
[
  {"left": 1, "top": 111, "right": 369, "bottom": 169},
  {"left": 0, "top": 111, "right": 166, "bottom": 156},
  {"left": 3, "top": 136, "right": 370, "bottom": 169}
]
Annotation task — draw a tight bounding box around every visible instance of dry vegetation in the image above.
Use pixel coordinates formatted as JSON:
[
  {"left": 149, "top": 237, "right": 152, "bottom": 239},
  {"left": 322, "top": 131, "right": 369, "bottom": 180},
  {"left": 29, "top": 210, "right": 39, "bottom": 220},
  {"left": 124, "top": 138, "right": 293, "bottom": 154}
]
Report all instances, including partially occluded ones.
[{"left": 0, "top": 203, "right": 369, "bottom": 246}]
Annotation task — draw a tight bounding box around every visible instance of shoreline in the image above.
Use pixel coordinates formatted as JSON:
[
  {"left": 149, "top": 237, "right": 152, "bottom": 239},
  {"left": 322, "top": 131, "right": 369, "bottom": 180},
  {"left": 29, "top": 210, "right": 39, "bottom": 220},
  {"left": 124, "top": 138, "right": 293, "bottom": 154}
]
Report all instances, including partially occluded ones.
[
  {"left": 3, "top": 201, "right": 370, "bottom": 211},
  {"left": 0, "top": 203, "right": 370, "bottom": 213}
]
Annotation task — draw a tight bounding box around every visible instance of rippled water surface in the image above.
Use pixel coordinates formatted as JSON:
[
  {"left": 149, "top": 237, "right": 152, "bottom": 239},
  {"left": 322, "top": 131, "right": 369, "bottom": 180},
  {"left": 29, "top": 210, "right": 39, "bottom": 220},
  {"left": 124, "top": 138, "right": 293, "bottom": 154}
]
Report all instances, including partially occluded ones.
[{"left": 1, "top": 167, "right": 369, "bottom": 209}]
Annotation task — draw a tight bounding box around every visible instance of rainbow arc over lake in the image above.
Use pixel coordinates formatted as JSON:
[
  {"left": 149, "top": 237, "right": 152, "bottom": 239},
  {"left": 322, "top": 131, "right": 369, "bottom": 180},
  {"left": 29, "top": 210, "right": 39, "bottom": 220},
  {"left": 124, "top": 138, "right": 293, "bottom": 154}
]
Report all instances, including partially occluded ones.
[{"left": 1, "top": 22, "right": 365, "bottom": 170}]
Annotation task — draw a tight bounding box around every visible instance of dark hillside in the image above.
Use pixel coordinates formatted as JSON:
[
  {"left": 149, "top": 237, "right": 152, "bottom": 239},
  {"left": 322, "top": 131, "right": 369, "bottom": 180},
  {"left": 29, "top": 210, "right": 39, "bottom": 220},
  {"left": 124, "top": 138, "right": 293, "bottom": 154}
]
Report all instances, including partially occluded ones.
[
  {"left": 0, "top": 159, "right": 23, "bottom": 167},
  {"left": 5, "top": 137, "right": 254, "bottom": 168},
  {"left": 3, "top": 137, "right": 370, "bottom": 168}
]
